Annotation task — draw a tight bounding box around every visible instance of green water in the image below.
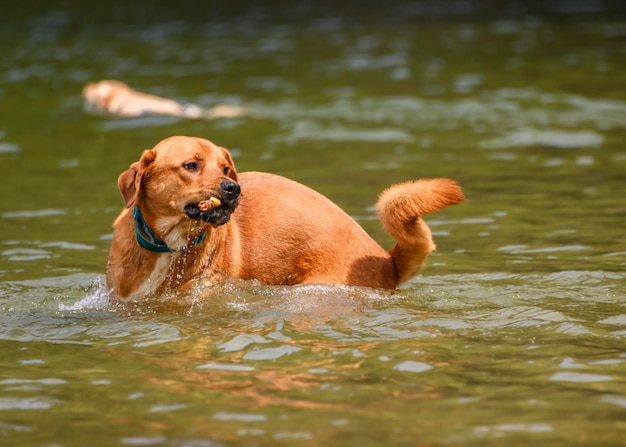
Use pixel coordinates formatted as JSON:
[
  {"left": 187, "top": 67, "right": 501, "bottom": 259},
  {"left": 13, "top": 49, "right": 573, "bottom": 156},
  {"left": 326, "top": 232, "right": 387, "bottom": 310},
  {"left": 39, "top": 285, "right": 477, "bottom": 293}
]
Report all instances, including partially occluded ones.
[{"left": 1, "top": 2, "right": 625, "bottom": 446}]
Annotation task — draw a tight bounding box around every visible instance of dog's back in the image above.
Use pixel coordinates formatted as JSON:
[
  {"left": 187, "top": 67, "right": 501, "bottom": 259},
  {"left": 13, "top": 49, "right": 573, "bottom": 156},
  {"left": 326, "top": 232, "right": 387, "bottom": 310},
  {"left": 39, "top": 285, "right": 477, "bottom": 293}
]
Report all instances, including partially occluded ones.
[
  {"left": 222, "top": 173, "right": 462, "bottom": 289},
  {"left": 225, "top": 172, "right": 398, "bottom": 288}
]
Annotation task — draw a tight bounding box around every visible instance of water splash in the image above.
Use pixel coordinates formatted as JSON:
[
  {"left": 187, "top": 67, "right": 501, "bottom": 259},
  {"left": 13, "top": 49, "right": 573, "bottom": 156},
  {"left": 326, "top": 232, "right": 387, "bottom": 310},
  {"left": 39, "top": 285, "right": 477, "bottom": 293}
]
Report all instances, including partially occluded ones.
[{"left": 58, "top": 276, "right": 110, "bottom": 311}]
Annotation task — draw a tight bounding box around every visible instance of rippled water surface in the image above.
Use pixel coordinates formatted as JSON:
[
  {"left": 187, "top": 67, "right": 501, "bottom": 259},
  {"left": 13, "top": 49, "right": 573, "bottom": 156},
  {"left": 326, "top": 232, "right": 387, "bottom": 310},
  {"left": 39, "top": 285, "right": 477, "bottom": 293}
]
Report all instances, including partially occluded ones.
[{"left": 1, "top": 2, "right": 625, "bottom": 446}]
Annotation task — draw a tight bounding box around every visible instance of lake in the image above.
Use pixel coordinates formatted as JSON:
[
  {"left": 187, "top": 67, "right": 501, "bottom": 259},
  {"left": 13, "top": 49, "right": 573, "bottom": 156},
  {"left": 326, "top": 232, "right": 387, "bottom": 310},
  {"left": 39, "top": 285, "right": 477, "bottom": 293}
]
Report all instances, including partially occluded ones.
[{"left": 0, "top": 1, "right": 625, "bottom": 446}]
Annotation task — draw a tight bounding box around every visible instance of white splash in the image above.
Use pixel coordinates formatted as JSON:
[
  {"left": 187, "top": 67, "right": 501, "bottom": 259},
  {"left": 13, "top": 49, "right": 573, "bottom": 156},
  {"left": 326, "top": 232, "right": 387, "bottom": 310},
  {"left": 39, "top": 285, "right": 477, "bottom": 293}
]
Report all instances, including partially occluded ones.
[{"left": 58, "top": 277, "right": 110, "bottom": 311}]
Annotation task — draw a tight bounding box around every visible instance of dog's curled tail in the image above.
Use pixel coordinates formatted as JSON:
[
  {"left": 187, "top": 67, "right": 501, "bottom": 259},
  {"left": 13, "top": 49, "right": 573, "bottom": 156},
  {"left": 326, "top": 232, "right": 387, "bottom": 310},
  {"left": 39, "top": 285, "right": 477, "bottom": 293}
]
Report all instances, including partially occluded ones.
[{"left": 376, "top": 178, "right": 464, "bottom": 285}]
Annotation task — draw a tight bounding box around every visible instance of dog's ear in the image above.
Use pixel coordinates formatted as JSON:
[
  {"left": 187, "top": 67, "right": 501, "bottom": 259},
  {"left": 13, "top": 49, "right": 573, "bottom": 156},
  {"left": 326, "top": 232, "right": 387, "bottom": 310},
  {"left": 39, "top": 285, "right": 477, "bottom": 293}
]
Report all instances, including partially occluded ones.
[
  {"left": 117, "top": 150, "right": 156, "bottom": 208},
  {"left": 220, "top": 146, "right": 238, "bottom": 181},
  {"left": 117, "top": 162, "right": 140, "bottom": 208}
]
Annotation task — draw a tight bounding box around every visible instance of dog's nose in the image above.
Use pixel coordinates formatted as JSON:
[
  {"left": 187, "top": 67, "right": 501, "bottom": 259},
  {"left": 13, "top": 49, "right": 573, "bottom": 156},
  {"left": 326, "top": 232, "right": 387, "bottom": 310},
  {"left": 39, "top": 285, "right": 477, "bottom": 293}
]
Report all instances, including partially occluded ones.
[{"left": 221, "top": 180, "right": 240, "bottom": 198}]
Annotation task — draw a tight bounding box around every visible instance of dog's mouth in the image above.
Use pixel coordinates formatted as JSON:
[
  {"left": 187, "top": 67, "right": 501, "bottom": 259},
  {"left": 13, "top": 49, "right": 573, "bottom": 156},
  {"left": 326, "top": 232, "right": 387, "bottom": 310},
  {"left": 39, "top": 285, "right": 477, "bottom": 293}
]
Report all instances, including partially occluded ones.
[
  {"left": 184, "top": 196, "right": 239, "bottom": 227},
  {"left": 184, "top": 180, "right": 241, "bottom": 227}
]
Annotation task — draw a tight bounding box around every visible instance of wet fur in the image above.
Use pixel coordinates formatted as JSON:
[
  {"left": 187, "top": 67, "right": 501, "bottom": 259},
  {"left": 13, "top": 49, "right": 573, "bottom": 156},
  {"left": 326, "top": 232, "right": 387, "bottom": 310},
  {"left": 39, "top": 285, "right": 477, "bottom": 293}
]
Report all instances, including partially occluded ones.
[{"left": 106, "top": 136, "right": 464, "bottom": 300}]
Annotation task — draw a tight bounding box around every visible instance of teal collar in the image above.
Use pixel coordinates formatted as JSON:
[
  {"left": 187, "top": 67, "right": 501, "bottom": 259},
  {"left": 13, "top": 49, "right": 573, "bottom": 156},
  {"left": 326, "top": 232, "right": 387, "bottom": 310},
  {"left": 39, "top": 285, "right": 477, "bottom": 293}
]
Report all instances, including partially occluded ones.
[{"left": 134, "top": 207, "right": 206, "bottom": 253}]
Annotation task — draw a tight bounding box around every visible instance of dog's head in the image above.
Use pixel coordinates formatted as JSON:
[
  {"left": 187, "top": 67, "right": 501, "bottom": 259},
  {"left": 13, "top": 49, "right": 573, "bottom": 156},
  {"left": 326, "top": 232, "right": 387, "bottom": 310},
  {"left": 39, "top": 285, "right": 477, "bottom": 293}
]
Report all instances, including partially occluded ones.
[
  {"left": 82, "top": 80, "right": 129, "bottom": 111},
  {"left": 117, "top": 136, "right": 240, "bottom": 249}
]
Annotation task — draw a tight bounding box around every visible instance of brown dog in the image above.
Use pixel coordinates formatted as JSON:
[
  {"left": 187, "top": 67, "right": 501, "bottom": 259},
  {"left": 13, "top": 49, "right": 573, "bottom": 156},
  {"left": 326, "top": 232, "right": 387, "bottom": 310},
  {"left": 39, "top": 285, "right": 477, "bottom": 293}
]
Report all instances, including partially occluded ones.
[
  {"left": 82, "top": 80, "right": 245, "bottom": 119},
  {"left": 106, "top": 136, "right": 464, "bottom": 300}
]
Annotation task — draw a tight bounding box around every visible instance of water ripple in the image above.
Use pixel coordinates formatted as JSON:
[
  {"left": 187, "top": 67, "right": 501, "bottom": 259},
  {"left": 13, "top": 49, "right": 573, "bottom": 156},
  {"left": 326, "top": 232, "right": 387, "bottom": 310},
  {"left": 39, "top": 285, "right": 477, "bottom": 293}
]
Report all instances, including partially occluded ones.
[
  {"left": 0, "top": 397, "right": 57, "bottom": 410},
  {"left": 393, "top": 360, "right": 433, "bottom": 373},
  {"left": 2, "top": 209, "right": 65, "bottom": 218},
  {"left": 243, "top": 345, "right": 301, "bottom": 361},
  {"left": 550, "top": 372, "right": 612, "bottom": 382}
]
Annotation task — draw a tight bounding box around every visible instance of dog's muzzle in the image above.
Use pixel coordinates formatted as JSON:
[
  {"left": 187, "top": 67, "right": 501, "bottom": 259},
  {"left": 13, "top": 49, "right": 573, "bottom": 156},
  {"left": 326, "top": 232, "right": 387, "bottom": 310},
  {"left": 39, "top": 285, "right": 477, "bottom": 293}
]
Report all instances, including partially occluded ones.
[{"left": 184, "top": 180, "right": 241, "bottom": 227}]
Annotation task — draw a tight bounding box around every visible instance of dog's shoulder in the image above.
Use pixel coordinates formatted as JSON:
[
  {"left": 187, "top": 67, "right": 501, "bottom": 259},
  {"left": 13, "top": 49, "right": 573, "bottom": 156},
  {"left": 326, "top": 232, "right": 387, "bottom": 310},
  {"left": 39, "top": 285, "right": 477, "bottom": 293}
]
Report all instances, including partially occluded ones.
[
  {"left": 238, "top": 171, "right": 325, "bottom": 197},
  {"left": 238, "top": 171, "right": 291, "bottom": 186}
]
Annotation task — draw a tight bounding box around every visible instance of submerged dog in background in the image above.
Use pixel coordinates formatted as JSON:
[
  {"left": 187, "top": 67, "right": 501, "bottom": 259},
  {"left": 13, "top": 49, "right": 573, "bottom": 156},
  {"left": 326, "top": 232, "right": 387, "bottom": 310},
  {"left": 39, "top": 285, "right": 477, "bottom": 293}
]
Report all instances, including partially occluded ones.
[
  {"left": 106, "top": 136, "right": 464, "bottom": 300},
  {"left": 82, "top": 80, "right": 245, "bottom": 120}
]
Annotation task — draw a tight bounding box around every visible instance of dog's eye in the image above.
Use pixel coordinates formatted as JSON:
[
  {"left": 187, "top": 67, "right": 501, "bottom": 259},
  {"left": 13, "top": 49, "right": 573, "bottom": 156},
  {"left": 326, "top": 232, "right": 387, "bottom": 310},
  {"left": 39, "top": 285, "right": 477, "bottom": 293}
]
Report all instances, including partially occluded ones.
[
  {"left": 183, "top": 162, "right": 199, "bottom": 172},
  {"left": 223, "top": 166, "right": 231, "bottom": 176}
]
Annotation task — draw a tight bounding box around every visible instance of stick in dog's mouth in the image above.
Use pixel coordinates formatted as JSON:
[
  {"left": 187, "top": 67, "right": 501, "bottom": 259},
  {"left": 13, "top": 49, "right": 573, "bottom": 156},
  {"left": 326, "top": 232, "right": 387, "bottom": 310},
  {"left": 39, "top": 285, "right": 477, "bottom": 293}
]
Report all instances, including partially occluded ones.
[{"left": 198, "top": 197, "right": 222, "bottom": 211}]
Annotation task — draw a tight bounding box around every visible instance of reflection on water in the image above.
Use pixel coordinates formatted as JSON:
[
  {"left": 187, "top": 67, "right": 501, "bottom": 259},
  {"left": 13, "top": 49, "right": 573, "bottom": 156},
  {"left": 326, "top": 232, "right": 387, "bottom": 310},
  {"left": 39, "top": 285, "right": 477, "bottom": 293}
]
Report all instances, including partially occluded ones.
[
  {"left": 0, "top": 1, "right": 625, "bottom": 446},
  {"left": 0, "top": 269, "right": 624, "bottom": 444}
]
